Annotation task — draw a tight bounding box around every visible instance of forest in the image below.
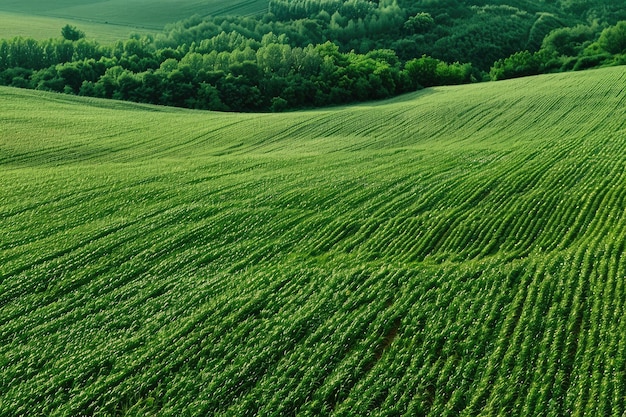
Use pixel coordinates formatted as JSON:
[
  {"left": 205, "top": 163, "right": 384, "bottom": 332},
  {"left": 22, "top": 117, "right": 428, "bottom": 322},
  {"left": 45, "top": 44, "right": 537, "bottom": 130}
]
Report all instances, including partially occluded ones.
[{"left": 0, "top": 0, "right": 625, "bottom": 111}]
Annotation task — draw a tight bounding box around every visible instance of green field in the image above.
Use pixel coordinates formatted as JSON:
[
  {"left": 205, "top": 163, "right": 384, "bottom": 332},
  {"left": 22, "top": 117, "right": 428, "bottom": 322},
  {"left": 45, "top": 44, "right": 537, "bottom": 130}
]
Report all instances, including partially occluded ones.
[
  {"left": 0, "top": 0, "right": 268, "bottom": 40},
  {"left": 0, "top": 11, "right": 155, "bottom": 43},
  {"left": 2, "top": 66, "right": 626, "bottom": 415}
]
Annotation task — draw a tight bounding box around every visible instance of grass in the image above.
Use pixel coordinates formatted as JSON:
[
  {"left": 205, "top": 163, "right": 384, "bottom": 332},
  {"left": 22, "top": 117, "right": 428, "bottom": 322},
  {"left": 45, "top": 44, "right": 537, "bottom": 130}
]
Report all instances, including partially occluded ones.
[
  {"left": 0, "top": 0, "right": 269, "bottom": 41},
  {"left": 1, "top": 65, "right": 626, "bottom": 416},
  {"left": 0, "top": 11, "right": 154, "bottom": 43}
]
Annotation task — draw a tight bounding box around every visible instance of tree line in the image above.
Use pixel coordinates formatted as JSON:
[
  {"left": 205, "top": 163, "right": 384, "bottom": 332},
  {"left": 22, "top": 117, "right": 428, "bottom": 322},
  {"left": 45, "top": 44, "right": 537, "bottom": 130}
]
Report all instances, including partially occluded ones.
[
  {"left": 491, "top": 21, "right": 626, "bottom": 81},
  {"left": 0, "top": 29, "right": 474, "bottom": 111},
  {"left": 0, "top": 0, "right": 625, "bottom": 111}
]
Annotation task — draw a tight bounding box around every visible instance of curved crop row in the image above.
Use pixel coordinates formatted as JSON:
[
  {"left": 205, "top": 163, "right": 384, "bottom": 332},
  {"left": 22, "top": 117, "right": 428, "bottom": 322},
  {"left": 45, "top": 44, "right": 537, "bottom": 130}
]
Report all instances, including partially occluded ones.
[{"left": 1, "top": 66, "right": 626, "bottom": 416}]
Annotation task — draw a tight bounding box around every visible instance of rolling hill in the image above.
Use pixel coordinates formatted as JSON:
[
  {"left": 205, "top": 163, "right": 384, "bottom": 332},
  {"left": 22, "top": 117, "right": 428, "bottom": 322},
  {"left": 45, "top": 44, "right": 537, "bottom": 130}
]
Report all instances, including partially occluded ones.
[
  {"left": 0, "top": 11, "right": 155, "bottom": 43},
  {"left": 0, "top": 0, "right": 269, "bottom": 40},
  {"left": 1, "top": 65, "right": 626, "bottom": 416}
]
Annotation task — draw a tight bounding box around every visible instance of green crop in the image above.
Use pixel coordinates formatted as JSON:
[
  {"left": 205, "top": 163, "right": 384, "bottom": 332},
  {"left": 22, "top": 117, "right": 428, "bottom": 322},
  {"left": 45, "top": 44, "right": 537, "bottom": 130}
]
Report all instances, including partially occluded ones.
[
  {"left": 1, "top": 66, "right": 626, "bottom": 416},
  {"left": 0, "top": 0, "right": 269, "bottom": 40}
]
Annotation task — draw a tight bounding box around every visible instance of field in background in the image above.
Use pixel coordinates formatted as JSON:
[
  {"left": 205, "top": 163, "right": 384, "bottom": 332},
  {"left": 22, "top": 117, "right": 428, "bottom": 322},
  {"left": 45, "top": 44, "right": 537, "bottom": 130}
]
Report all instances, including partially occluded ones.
[
  {"left": 0, "top": 11, "right": 154, "bottom": 43},
  {"left": 0, "top": 0, "right": 268, "bottom": 41},
  {"left": 2, "top": 66, "right": 626, "bottom": 415}
]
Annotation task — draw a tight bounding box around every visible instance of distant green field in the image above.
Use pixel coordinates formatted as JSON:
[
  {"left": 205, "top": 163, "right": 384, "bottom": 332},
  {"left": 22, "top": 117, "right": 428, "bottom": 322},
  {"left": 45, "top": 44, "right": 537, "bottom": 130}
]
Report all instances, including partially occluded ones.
[
  {"left": 2, "top": 66, "right": 626, "bottom": 416},
  {"left": 0, "top": 0, "right": 268, "bottom": 40},
  {"left": 0, "top": 11, "right": 154, "bottom": 43}
]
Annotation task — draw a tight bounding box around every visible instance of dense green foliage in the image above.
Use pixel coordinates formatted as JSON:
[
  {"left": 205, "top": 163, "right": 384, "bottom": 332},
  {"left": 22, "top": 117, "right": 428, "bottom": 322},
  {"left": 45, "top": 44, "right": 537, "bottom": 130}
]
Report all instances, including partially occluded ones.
[
  {"left": 0, "top": 33, "right": 474, "bottom": 111},
  {"left": 490, "top": 19, "right": 626, "bottom": 80},
  {"left": 0, "top": 0, "right": 625, "bottom": 111},
  {"left": 2, "top": 66, "right": 626, "bottom": 415}
]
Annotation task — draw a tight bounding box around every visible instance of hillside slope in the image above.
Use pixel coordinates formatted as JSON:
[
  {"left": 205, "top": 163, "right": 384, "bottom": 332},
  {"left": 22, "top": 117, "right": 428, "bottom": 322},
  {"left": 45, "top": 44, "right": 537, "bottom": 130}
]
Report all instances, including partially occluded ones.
[
  {"left": 0, "top": 11, "right": 155, "bottom": 43},
  {"left": 0, "top": 0, "right": 268, "bottom": 34},
  {"left": 1, "top": 66, "right": 626, "bottom": 416}
]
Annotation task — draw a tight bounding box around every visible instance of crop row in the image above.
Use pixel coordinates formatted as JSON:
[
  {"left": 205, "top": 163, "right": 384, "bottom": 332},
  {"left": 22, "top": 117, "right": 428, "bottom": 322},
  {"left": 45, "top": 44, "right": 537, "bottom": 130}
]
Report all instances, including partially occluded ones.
[{"left": 1, "top": 67, "right": 626, "bottom": 415}]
